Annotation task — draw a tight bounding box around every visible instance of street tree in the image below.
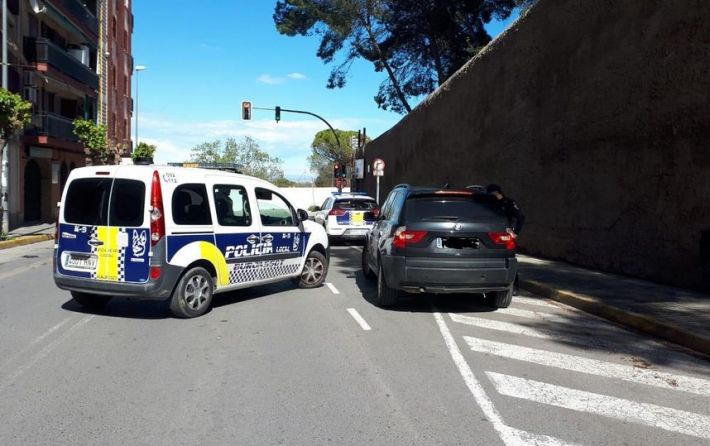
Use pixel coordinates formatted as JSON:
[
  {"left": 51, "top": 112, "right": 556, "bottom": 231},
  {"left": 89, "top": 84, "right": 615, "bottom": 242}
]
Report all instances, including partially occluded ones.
[
  {"left": 308, "top": 129, "right": 364, "bottom": 186},
  {"left": 73, "top": 119, "right": 125, "bottom": 165},
  {"left": 274, "top": 0, "right": 529, "bottom": 114},
  {"left": 0, "top": 88, "right": 32, "bottom": 235},
  {"left": 189, "top": 137, "right": 287, "bottom": 184}
]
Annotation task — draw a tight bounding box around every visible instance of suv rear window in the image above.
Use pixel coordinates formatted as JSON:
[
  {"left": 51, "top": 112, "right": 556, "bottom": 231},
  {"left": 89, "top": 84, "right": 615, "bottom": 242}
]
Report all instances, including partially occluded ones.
[
  {"left": 405, "top": 196, "right": 501, "bottom": 222},
  {"left": 64, "top": 178, "right": 146, "bottom": 227},
  {"left": 335, "top": 199, "right": 376, "bottom": 210}
]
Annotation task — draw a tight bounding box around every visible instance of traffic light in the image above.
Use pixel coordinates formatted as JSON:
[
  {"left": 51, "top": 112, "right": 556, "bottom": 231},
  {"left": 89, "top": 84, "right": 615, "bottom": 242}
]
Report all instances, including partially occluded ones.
[
  {"left": 275, "top": 106, "right": 281, "bottom": 123},
  {"left": 241, "top": 101, "right": 251, "bottom": 120},
  {"left": 333, "top": 162, "right": 340, "bottom": 178},
  {"left": 340, "top": 163, "right": 347, "bottom": 177}
]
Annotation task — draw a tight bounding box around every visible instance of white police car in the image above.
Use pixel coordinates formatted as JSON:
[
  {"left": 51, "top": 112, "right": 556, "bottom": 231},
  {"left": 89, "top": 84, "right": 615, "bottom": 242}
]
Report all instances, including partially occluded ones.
[
  {"left": 314, "top": 192, "right": 379, "bottom": 241},
  {"left": 54, "top": 163, "right": 329, "bottom": 318}
]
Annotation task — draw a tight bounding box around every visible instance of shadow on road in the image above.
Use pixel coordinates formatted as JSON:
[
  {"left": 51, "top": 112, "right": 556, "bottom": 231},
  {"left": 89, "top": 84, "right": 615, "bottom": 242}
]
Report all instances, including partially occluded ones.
[{"left": 328, "top": 246, "right": 710, "bottom": 368}]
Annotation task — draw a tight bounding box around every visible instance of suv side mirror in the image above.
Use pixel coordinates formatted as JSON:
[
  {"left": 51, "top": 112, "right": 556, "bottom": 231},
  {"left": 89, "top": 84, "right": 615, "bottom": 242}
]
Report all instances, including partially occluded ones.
[{"left": 297, "top": 209, "right": 309, "bottom": 222}]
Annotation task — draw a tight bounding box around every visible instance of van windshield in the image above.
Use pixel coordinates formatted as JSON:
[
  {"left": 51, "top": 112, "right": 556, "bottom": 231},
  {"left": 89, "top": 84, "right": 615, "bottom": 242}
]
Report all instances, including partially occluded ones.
[{"left": 64, "top": 178, "right": 145, "bottom": 227}]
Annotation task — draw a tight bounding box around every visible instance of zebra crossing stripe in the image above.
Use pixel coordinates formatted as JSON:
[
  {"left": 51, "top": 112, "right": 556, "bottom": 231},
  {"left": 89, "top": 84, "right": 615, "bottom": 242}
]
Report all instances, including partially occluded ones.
[
  {"left": 465, "top": 336, "right": 710, "bottom": 397},
  {"left": 486, "top": 372, "right": 710, "bottom": 440},
  {"left": 434, "top": 313, "right": 576, "bottom": 446},
  {"left": 450, "top": 313, "right": 552, "bottom": 339}
]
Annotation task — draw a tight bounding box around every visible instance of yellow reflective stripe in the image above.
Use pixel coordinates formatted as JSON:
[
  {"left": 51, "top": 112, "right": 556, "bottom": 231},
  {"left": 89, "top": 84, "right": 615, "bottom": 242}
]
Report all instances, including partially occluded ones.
[
  {"left": 97, "top": 227, "right": 120, "bottom": 281},
  {"left": 199, "top": 242, "right": 229, "bottom": 286}
]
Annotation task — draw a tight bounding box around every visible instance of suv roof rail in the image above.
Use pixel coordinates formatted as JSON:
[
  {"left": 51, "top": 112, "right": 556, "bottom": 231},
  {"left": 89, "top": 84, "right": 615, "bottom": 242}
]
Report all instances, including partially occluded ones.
[
  {"left": 393, "top": 183, "right": 410, "bottom": 189},
  {"left": 166, "top": 162, "right": 243, "bottom": 173}
]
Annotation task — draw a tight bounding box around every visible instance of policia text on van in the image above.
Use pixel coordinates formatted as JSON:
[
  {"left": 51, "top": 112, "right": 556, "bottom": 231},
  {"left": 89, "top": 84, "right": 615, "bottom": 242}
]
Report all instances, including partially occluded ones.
[{"left": 54, "top": 164, "right": 330, "bottom": 318}]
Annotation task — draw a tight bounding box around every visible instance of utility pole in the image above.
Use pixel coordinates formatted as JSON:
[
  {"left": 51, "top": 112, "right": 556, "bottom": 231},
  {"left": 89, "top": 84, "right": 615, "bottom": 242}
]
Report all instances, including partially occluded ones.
[{"left": 1, "top": 0, "right": 9, "bottom": 234}]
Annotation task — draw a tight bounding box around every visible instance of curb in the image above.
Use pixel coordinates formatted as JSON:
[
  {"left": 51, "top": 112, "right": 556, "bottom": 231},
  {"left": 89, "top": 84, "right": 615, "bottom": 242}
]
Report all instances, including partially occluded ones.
[
  {"left": 519, "top": 278, "right": 710, "bottom": 357},
  {"left": 0, "top": 234, "right": 54, "bottom": 250}
]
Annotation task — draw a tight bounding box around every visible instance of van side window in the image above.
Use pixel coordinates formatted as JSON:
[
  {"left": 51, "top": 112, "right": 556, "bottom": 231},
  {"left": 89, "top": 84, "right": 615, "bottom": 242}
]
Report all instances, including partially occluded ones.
[
  {"left": 172, "top": 184, "right": 212, "bottom": 225},
  {"left": 213, "top": 184, "right": 252, "bottom": 226},
  {"left": 255, "top": 187, "right": 296, "bottom": 226}
]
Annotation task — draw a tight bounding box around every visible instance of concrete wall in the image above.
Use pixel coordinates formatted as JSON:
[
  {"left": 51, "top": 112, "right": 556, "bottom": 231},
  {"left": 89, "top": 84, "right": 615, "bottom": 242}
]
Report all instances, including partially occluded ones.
[{"left": 363, "top": 0, "right": 710, "bottom": 290}]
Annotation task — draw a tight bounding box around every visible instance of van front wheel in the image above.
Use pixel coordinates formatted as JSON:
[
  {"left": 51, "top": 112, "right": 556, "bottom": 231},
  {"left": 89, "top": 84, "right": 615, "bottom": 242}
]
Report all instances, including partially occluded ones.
[
  {"left": 169, "top": 267, "right": 214, "bottom": 318},
  {"left": 71, "top": 291, "right": 111, "bottom": 309},
  {"left": 297, "top": 250, "right": 328, "bottom": 288}
]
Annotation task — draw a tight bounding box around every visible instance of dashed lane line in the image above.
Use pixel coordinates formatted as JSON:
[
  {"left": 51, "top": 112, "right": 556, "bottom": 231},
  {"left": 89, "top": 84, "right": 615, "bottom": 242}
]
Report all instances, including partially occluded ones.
[
  {"left": 0, "top": 317, "right": 72, "bottom": 369},
  {"left": 347, "top": 308, "right": 372, "bottom": 331},
  {"left": 325, "top": 282, "right": 340, "bottom": 295},
  {"left": 486, "top": 371, "right": 710, "bottom": 441}
]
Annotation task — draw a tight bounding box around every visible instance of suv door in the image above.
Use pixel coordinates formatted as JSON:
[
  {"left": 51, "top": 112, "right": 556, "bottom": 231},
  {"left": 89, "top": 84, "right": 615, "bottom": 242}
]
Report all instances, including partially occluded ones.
[{"left": 367, "top": 190, "right": 401, "bottom": 266}]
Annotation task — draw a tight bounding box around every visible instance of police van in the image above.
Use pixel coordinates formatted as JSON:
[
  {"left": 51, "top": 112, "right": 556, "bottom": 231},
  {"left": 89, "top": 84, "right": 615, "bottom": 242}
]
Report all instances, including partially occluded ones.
[{"left": 54, "top": 163, "right": 329, "bottom": 318}]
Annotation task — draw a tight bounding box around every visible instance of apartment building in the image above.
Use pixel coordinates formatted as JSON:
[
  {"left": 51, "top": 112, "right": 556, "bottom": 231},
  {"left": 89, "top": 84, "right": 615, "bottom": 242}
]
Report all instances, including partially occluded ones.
[{"left": 4, "top": 0, "right": 132, "bottom": 228}]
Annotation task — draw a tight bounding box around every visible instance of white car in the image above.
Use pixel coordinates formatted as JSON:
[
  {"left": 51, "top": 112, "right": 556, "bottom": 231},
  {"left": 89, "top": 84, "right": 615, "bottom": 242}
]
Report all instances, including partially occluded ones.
[
  {"left": 54, "top": 163, "right": 329, "bottom": 318},
  {"left": 314, "top": 193, "right": 379, "bottom": 241}
]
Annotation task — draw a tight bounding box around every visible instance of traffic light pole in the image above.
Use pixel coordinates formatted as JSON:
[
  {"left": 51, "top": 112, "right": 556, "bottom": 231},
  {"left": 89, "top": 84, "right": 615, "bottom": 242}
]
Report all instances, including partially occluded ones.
[{"left": 252, "top": 106, "right": 342, "bottom": 154}]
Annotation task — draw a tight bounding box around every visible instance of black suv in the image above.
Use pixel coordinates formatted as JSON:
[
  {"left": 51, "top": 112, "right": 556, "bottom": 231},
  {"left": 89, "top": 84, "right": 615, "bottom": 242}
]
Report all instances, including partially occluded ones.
[{"left": 362, "top": 185, "right": 517, "bottom": 308}]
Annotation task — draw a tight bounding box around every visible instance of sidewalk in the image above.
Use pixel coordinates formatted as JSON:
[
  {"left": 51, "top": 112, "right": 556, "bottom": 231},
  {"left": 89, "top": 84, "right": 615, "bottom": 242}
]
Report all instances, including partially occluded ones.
[
  {"left": 0, "top": 222, "right": 54, "bottom": 250},
  {"left": 517, "top": 254, "right": 710, "bottom": 357}
]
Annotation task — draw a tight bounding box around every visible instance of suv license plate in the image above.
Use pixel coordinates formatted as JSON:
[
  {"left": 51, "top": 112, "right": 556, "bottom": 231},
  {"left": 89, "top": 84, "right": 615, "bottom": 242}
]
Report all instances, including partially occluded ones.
[{"left": 66, "top": 255, "right": 97, "bottom": 270}]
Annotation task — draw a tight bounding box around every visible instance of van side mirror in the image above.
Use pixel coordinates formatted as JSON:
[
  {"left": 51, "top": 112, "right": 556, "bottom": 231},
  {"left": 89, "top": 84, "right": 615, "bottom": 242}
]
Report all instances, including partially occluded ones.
[{"left": 297, "top": 209, "right": 309, "bottom": 222}]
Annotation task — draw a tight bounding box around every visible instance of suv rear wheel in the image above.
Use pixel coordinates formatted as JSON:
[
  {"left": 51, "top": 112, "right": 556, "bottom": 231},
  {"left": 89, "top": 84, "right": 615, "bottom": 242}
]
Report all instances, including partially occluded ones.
[
  {"left": 71, "top": 291, "right": 111, "bottom": 309},
  {"left": 170, "top": 267, "right": 214, "bottom": 318},
  {"left": 374, "top": 262, "right": 399, "bottom": 307},
  {"left": 488, "top": 287, "right": 513, "bottom": 309}
]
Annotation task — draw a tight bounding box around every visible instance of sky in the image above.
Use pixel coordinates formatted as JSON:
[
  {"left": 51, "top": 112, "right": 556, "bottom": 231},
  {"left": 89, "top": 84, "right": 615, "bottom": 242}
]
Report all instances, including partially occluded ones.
[{"left": 133, "top": 1, "right": 519, "bottom": 182}]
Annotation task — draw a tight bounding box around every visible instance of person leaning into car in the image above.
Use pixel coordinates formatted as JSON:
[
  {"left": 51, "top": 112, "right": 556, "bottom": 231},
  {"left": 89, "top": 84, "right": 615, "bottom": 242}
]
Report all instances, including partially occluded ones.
[{"left": 486, "top": 184, "right": 525, "bottom": 238}]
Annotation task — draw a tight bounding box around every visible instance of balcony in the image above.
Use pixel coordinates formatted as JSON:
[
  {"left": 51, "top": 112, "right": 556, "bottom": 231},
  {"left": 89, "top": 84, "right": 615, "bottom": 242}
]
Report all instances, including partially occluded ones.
[
  {"left": 46, "top": 0, "right": 99, "bottom": 38},
  {"left": 26, "top": 112, "right": 79, "bottom": 143},
  {"left": 24, "top": 37, "right": 98, "bottom": 90}
]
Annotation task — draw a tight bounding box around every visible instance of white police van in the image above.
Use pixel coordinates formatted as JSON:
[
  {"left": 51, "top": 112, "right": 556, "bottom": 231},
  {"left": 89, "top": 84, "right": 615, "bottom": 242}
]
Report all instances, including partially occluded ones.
[
  {"left": 314, "top": 192, "right": 379, "bottom": 241},
  {"left": 54, "top": 163, "right": 329, "bottom": 318}
]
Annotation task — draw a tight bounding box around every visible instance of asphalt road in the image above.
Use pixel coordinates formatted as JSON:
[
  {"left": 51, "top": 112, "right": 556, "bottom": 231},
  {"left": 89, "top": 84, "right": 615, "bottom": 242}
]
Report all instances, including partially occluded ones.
[{"left": 1, "top": 241, "right": 709, "bottom": 446}]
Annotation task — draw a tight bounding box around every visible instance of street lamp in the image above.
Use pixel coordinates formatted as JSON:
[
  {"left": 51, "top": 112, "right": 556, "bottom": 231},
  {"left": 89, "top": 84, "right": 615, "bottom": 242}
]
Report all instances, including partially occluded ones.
[{"left": 134, "top": 65, "right": 147, "bottom": 148}]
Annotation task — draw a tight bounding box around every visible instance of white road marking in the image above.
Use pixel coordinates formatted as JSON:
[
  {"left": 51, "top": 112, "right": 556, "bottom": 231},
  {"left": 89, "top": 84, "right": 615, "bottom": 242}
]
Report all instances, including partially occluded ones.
[
  {"left": 0, "top": 317, "right": 73, "bottom": 369},
  {"left": 513, "top": 296, "right": 561, "bottom": 309},
  {"left": 347, "top": 308, "right": 371, "bottom": 331},
  {"left": 0, "top": 315, "right": 94, "bottom": 393},
  {"left": 0, "top": 259, "right": 50, "bottom": 281},
  {"left": 465, "top": 336, "right": 710, "bottom": 397},
  {"left": 433, "top": 313, "right": 577, "bottom": 446},
  {"left": 450, "top": 313, "right": 551, "bottom": 339},
  {"left": 325, "top": 282, "right": 340, "bottom": 295},
  {"left": 492, "top": 307, "right": 632, "bottom": 332},
  {"left": 486, "top": 372, "right": 710, "bottom": 440}
]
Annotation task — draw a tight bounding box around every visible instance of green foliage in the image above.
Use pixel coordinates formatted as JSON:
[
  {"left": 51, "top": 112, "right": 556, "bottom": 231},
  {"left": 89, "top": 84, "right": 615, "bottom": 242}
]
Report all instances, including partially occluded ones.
[
  {"left": 0, "top": 88, "right": 32, "bottom": 141},
  {"left": 307, "top": 205, "right": 320, "bottom": 212},
  {"left": 189, "top": 137, "right": 288, "bottom": 184},
  {"left": 73, "top": 118, "right": 114, "bottom": 164},
  {"left": 308, "top": 129, "right": 367, "bottom": 186},
  {"left": 274, "top": 0, "right": 522, "bottom": 114},
  {"left": 132, "top": 142, "right": 157, "bottom": 160}
]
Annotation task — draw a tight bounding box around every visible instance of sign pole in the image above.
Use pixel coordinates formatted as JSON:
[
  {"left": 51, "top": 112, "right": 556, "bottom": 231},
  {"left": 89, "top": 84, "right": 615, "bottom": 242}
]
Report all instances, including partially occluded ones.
[{"left": 376, "top": 176, "right": 380, "bottom": 205}]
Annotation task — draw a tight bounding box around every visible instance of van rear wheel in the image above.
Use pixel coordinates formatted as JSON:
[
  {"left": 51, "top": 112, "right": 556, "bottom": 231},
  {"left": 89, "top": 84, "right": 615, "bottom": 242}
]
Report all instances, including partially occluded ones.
[
  {"left": 71, "top": 291, "right": 111, "bottom": 309},
  {"left": 169, "top": 267, "right": 214, "bottom": 318}
]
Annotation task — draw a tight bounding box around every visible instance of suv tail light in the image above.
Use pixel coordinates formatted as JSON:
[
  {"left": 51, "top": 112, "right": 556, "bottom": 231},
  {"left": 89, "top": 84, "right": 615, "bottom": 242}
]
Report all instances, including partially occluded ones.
[
  {"left": 150, "top": 170, "right": 165, "bottom": 246},
  {"left": 329, "top": 207, "right": 346, "bottom": 216},
  {"left": 393, "top": 227, "right": 428, "bottom": 249},
  {"left": 488, "top": 232, "right": 516, "bottom": 250}
]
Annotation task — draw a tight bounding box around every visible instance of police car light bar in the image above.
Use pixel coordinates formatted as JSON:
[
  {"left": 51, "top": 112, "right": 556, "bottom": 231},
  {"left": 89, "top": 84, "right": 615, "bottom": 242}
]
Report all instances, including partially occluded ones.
[{"left": 167, "top": 162, "right": 243, "bottom": 173}]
